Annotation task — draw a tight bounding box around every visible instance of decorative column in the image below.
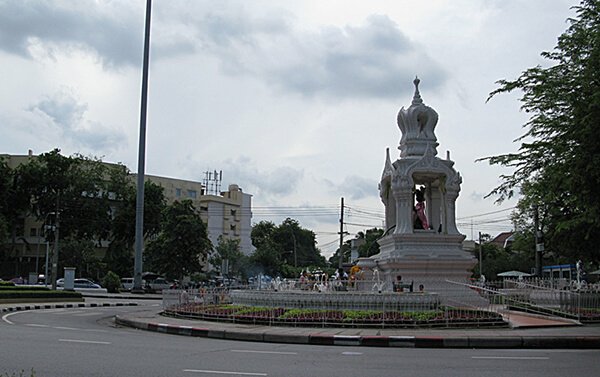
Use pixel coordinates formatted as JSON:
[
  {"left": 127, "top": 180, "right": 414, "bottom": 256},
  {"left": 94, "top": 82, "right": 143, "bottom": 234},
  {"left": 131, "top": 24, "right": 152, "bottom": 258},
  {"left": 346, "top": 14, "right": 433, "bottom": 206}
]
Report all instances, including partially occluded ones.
[
  {"left": 393, "top": 174, "right": 413, "bottom": 234},
  {"left": 445, "top": 172, "right": 462, "bottom": 235}
]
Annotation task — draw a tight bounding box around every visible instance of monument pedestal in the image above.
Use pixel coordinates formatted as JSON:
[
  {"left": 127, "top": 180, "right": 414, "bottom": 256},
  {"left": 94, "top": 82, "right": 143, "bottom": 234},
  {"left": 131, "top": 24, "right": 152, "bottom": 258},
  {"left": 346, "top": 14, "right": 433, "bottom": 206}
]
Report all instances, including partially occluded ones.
[{"left": 371, "top": 233, "right": 488, "bottom": 307}]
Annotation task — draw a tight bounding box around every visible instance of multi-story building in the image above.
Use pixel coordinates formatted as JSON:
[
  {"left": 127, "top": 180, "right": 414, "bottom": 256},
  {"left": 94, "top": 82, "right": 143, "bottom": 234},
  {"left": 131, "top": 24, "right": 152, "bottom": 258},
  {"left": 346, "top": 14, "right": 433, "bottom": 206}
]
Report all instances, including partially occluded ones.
[
  {"left": 142, "top": 174, "right": 254, "bottom": 256},
  {"left": 0, "top": 152, "right": 254, "bottom": 279}
]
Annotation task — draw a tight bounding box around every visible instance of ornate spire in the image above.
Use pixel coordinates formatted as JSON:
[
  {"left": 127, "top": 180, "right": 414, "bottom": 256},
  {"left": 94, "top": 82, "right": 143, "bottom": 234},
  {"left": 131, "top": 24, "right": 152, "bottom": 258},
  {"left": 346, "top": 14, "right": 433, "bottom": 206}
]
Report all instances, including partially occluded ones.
[
  {"left": 381, "top": 147, "right": 393, "bottom": 180},
  {"left": 411, "top": 76, "right": 423, "bottom": 106},
  {"left": 397, "top": 77, "right": 439, "bottom": 157}
]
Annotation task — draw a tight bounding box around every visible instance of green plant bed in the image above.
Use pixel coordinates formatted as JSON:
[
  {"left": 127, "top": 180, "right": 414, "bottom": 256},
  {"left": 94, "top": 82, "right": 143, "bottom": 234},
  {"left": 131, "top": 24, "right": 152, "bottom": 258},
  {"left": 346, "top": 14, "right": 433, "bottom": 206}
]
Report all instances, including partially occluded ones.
[
  {"left": 164, "top": 303, "right": 507, "bottom": 328},
  {"left": 0, "top": 286, "right": 50, "bottom": 291},
  {"left": 0, "top": 289, "right": 83, "bottom": 303}
]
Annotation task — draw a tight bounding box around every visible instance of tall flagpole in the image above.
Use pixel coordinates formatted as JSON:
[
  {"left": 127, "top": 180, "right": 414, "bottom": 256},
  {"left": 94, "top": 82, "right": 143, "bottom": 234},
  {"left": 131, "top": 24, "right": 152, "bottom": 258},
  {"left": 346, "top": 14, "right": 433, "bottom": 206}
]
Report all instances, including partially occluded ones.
[{"left": 133, "top": 0, "right": 152, "bottom": 292}]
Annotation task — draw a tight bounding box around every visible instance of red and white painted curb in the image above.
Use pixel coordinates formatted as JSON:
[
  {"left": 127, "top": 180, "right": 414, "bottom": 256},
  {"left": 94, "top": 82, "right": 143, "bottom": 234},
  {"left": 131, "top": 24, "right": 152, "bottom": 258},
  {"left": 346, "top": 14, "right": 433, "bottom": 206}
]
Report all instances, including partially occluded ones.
[
  {"left": 114, "top": 316, "right": 600, "bottom": 349},
  {"left": 1, "top": 302, "right": 138, "bottom": 313}
]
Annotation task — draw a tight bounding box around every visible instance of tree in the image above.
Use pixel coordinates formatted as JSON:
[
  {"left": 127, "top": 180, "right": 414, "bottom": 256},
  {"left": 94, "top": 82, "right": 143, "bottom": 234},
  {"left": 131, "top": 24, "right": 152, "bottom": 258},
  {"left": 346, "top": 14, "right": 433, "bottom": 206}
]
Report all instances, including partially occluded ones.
[
  {"left": 273, "top": 218, "right": 325, "bottom": 267},
  {"left": 16, "top": 149, "right": 113, "bottom": 242},
  {"left": 59, "top": 238, "right": 103, "bottom": 280},
  {"left": 144, "top": 200, "right": 211, "bottom": 280},
  {"left": 480, "top": 0, "right": 600, "bottom": 263},
  {"left": 249, "top": 242, "right": 282, "bottom": 278},
  {"left": 328, "top": 228, "right": 384, "bottom": 267},
  {"left": 357, "top": 228, "right": 384, "bottom": 257},
  {"left": 250, "top": 218, "right": 326, "bottom": 277},
  {"left": 210, "top": 236, "right": 248, "bottom": 280},
  {"left": 0, "top": 157, "right": 11, "bottom": 244},
  {"left": 104, "top": 173, "right": 166, "bottom": 277}
]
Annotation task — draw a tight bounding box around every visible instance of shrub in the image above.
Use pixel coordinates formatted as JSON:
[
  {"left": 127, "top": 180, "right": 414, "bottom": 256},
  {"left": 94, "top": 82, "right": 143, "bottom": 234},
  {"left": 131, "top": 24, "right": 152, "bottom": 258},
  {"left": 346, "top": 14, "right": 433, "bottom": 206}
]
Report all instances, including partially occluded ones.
[{"left": 102, "top": 271, "right": 121, "bottom": 293}]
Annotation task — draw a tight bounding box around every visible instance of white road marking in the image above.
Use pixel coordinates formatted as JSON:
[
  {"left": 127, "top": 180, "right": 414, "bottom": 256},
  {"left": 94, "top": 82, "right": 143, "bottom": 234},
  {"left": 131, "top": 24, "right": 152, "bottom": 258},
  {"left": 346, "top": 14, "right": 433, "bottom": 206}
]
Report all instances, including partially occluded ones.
[
  {"left": 52, "top": 310, "right": 87, "bottom": 315},
  {"left": 342, "top": 351, "right": 363, "bottom": 356},
  {"left": 496, "top": 349, "right": 600, "bottom": 354},
  {"left": 53, "top": 326, "right": 79, "bottom": 330},
  {"left": 472, "top": 356, "right": 549, "bottom": 360},
  {"left": 74, "top": 312, "right": 103, "bottom": 317},
  {"left": 2, "top": 310, "right": 32, "bottom": 324},
  {"left": 231, "top": 349, "right": 298, "bottom": 355},
  {"left": 25, "top": 324, "right": 50, "bottom": 328},
  {"left": 183, "top": 370, "right": 267, "bottom": 376},
  {"left": 58, "top": 339, "right": 111, "bottom": 345}
]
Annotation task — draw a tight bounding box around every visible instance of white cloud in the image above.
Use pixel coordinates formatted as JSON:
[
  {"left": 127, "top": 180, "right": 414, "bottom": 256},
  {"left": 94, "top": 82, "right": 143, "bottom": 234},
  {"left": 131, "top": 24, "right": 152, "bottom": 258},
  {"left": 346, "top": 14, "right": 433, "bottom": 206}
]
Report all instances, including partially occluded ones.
[
  {"left": 27, "top": 88, "right": 127, "bottom": 152},
  {"left": 0, "top": 0, "right": 579, "bottom": 258}
]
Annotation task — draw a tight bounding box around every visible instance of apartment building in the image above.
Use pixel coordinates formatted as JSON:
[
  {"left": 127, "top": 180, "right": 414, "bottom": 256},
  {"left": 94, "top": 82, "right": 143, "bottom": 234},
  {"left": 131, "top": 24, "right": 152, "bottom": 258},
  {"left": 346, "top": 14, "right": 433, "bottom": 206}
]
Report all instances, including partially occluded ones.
[{"left": 142, "top": 174, "right": 254, "bottom": 256}]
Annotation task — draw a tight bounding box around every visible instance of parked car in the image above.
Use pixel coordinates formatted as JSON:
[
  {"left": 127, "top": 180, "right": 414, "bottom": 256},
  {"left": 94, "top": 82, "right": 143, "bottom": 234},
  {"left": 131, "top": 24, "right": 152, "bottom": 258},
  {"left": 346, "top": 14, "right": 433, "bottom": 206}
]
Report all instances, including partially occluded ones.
[
  {"left": 56, "top": 278, "right": 102, "bottom": 289},
  {"left": 121, "top": 278, "right": 134, "bottom": 291},
  {"left": 74, "top": 278, "right": 101, "bottom": 289},
  {"left": 9, "top": 277, "right": 25, "bottom": 285},
  {"left": 144, "top": 277, "right": 171, "bottom": 292}
]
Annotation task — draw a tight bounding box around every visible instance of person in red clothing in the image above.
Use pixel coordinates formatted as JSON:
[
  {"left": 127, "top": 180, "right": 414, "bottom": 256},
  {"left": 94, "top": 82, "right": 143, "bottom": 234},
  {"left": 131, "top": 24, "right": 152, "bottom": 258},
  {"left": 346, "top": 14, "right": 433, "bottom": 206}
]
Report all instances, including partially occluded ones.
[{"left": 414, "top": 186, "right": 429, "bottom": 230}]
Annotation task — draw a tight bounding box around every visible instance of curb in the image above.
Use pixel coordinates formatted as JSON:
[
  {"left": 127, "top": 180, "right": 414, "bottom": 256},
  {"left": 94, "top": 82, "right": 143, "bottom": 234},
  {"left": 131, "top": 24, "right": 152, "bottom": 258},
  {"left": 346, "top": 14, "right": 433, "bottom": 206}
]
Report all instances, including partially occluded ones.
[
  {"left": 114, "top": 315, "right": 600, "bottom": 349},
  {"left": 1, "top": 302, "right": 138, "bottom": 313}
]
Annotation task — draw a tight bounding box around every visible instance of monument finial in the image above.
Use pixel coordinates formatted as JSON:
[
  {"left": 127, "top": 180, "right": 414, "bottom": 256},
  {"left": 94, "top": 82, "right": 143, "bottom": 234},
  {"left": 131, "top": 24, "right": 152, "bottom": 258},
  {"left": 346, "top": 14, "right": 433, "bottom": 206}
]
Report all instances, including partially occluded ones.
[{"left": 412, "top": 75, "right": 423, "bottom": 105}]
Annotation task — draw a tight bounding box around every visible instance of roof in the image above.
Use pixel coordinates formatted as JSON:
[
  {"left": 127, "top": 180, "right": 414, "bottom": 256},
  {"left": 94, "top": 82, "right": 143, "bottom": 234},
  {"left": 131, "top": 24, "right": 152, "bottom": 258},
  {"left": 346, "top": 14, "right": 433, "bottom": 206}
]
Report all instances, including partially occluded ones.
[{"left": 491, "top": 231, "right": 515, "bottom": 248}]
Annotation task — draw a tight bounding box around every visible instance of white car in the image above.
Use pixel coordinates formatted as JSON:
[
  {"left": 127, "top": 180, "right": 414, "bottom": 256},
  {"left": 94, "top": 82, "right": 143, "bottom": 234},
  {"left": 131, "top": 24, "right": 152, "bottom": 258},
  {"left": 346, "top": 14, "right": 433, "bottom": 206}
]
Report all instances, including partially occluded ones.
[
  {"left": 146, "top": 277, "right": 171, "bottom": 292},
  {"left": 121, "top": 278, "right": 134, "bottom": 291},
  {"left": 56, "top": 278, "right": 102, "bottom": 289},
  {"left": 73, "top": 278, "right": 101, "bottom": 289}
]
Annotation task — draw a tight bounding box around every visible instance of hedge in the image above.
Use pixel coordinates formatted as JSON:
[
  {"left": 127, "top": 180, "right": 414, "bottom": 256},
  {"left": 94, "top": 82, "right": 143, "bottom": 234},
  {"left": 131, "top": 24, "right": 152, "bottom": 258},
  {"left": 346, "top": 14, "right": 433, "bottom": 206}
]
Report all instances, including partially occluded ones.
[
  {"left": 0, "top": 290, "right": 82, "bottom": 300},
  {"left": 0, "top": 286, "right": 50, "bottom": 291}
]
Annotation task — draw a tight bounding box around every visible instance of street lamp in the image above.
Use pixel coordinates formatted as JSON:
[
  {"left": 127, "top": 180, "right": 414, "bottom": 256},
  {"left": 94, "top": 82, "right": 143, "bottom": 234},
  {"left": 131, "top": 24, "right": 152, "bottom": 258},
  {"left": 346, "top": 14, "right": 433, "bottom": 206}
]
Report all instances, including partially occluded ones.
[{"left": 38, "top": 212, "right": 56, "bottom": 286}]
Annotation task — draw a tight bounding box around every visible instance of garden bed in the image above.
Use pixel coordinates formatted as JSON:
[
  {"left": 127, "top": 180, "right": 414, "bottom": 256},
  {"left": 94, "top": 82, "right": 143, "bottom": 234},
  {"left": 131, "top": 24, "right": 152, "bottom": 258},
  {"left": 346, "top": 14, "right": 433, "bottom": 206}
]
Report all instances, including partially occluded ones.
[
  {"left": 0, "top": 285, "right": 83, "bottom": 303},
  {"left": 163, "top": 303, "right": 507, "bottom": 328}
]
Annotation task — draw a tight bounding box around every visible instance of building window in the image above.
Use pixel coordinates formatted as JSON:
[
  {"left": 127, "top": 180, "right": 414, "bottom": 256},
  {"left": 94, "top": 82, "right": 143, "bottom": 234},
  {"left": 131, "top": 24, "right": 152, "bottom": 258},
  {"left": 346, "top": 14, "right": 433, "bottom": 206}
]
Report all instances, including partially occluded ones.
[
  {"left": 175, "top": 188, "right": 182, "bottom": 197},
  {"left": 231, "top": 209, "right": 237, "bottom": 216},
  {"left": 230, "top": 224, "right": 236, "bottom": 231},
  {"left": 187, "top": 189, "right": 197, "bottom": 199}
]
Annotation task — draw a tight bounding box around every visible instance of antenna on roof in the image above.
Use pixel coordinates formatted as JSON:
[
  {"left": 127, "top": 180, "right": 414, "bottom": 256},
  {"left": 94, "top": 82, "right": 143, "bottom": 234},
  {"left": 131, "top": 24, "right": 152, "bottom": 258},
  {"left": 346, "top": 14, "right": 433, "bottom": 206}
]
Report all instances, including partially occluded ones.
[{"left": 203, "top": 169, "right": 223, "bottom": 195}]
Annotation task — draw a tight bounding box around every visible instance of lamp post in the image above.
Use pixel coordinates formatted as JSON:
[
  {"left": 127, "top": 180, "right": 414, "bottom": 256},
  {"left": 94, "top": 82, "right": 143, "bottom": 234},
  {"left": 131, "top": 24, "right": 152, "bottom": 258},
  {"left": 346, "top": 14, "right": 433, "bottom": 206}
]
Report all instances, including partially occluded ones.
[
  {"left": 51, "top": 194, "right": 60, "bottom": 290},
  {"left": 41, "top": 212, "right": 55, "bottom": 286},
  {"left": 133, "top": 0, "right": 152, "bottom": 292}
]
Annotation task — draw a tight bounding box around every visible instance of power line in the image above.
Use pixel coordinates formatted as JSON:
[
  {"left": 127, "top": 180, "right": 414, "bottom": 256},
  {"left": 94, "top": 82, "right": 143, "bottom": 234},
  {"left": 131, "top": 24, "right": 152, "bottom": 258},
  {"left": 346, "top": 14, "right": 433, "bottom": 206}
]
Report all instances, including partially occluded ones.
[{"left": 457, "top": 206, "right": 516, "bottom": 220}]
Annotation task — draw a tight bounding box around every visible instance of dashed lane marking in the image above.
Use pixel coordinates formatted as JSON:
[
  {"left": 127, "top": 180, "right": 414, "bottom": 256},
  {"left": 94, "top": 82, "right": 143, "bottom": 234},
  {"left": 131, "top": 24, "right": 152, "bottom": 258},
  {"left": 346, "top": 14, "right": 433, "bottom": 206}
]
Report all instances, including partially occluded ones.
[
  {"left": 58, "top": 338, "right": 111, "bottom": 345},
  {"left": 472, "top": 356, "right": 550, "bottom": 360},
  {"left": 231, "top": 349, "right": 298, "bottom": 355},
  {"left": 183, "top": 370, "right": 267, "bottom": 376}
]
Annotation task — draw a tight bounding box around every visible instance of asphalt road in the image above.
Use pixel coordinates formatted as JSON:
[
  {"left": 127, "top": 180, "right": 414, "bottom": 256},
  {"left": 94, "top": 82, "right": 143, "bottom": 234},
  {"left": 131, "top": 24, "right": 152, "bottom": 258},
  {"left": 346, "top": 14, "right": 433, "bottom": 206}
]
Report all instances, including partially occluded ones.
[{"left": 1, "top": 303, "right": 600, "bottom": 377}]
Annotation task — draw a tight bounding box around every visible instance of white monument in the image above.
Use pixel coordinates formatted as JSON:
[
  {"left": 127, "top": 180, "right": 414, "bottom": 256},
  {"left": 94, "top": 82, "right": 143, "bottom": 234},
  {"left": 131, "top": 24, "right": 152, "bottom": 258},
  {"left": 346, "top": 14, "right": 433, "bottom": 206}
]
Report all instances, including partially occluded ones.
[{"left": 359, "top": 77, "right": 485, "bottom": 307}]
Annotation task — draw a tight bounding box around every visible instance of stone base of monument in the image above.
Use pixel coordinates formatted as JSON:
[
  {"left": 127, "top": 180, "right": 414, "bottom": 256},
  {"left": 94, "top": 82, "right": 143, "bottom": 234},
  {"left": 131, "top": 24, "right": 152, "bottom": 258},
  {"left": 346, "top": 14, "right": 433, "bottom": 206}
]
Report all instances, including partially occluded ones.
[{"left": 362, "top": 233, "right": 489, "bottom": 308}]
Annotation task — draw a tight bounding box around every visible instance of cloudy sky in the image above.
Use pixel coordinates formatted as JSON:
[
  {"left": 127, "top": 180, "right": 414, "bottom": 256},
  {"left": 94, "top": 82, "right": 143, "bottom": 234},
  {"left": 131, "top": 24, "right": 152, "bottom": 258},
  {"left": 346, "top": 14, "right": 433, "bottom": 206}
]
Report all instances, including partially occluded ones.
[{"left": 0, "top": 0, "right": 577, "bottom": 257}]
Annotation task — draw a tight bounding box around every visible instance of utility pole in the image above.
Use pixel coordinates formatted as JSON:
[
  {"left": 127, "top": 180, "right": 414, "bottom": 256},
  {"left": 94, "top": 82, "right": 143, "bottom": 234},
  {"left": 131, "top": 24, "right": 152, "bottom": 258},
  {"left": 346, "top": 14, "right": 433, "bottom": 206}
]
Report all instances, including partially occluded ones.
[
  {"left": 534, "top": 205, "right": 544, "bottom": 277},
  {"left": 338, "top": 197, "right": 345, "bottom": 270},
  {"left": 478, "top": 232, "right": 483, "bottom": 278},
  {"left": 292, "top": 231, "right": 297, "bottom": 268},
  {"left": 133, "top": 0, "right": 152, "bottom": 292}
]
